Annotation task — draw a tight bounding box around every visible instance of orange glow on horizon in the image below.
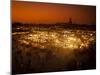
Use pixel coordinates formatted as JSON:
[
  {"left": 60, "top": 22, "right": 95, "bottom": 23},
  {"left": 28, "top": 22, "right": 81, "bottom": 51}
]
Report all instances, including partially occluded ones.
[{"left": 12, "top": 1, "right": 96, "bottom": 25}]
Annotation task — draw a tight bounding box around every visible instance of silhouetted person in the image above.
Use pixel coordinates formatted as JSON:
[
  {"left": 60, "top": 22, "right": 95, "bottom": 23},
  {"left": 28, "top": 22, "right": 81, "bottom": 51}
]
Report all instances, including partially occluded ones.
[
  {"left": 15, "top": 50, "right": 23, "bottom": 65},
  {"left": 26, "top": 52, "right": 32, "bottom": 70}
]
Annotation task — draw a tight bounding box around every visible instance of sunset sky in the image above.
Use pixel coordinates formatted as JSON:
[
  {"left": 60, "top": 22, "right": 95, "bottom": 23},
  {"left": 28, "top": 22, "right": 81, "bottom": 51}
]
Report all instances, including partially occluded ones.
[{"left": 12, "top": 1, "right": 96, "bottom": 25}]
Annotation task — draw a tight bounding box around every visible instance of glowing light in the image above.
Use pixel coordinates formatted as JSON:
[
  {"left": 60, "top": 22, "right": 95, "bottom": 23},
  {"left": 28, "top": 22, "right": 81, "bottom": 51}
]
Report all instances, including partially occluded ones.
[{"left": 17, "top": 30, "right": 95, "bottom": 50}]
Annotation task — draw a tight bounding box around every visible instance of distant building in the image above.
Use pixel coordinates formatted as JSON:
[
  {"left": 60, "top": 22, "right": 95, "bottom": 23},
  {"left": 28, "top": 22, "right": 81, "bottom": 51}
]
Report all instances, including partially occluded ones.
[{"left": 69, "top": 18, "right": 72, "bottom": 24}]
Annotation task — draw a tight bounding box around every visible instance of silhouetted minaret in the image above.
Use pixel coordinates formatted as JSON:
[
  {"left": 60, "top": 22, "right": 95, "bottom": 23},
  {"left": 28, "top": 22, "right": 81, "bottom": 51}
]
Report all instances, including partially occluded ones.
[{"left": 69, "top": 18, "right": 72, "bottom": 24}]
